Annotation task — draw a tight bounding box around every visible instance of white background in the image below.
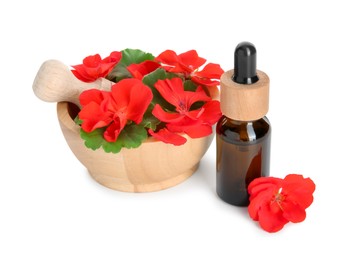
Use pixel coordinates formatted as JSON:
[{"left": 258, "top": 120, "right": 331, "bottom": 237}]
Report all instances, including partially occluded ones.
[{"left": 1, "top": 0, "right": 351, "bottom": 259}]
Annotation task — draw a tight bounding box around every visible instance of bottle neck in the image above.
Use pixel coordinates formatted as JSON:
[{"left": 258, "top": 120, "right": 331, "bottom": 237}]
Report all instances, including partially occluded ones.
[
  {"left": 224, "top": 115, "right": 269, "bottom": 124},
  {"left": 217, "top": 115, "right": 270, "bottom": 143}
]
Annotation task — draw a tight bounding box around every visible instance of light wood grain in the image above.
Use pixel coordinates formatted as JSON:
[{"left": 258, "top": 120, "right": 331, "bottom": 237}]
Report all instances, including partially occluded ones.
[
  {"left": 220, "top": 69, "right": 269, "bottom": 121},
  {"left": 57, "top": 102, "right": 214, "bottom": 192},
  {"left": 32, "top": 60, "right": 113, "bottom": 107}
]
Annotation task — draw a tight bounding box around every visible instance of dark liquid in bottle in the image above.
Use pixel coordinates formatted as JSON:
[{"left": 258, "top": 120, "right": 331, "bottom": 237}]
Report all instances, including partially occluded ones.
[{"left": 216, "top": 116, "right": 271, "bottom": 206}]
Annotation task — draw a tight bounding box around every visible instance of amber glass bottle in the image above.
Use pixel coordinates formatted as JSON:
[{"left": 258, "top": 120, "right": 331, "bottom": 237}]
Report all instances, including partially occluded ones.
[
  {"left": 216, "top": 42, "right": 271, "bottom": 206},
  {"left": 216, "top": 117, "right": 271, "bottom": 206}
]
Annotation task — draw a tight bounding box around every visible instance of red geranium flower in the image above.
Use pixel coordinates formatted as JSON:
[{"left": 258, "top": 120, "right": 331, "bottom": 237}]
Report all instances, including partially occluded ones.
[
  {"left": 68, "top": 48, "right": 224, "bottom": 153},
  {"left": 127, "top": 60, "right": 161, "bottom": 79},
  {"left": 155, "top": 50, "right": 224, "bottom": 87},
  {"left": 71, "top": 51, "right": 122, "bottom": 82},
  {"left": 149, "top": 77, "right": 222, "bottom": 145},
  {"left": 248, "top": 174, "right": 316, "bottom": 233},
  {"left": 78, "top": 78, "right": 152, "bottom": 142}
]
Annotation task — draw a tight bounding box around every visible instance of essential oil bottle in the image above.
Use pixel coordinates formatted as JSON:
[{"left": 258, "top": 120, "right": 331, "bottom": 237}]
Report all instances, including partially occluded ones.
[{"left": 216, "top": 42, "right": 271, "bottom": 207}]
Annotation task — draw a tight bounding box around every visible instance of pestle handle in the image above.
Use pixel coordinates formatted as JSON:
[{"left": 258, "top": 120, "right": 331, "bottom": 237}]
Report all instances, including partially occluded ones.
[{"left": 32, "top": 60, "right": 113, "bottom": 106}]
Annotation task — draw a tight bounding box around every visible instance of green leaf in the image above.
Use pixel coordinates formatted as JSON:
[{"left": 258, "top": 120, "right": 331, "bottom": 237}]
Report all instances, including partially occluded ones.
[
  {"left": 141, "top": 104, "right": 160, "bottom": 131},
  {"left": 107, "top": 48, "right": 154, "bottom": 82},
  {"left": 101, "top": 124, "right": 148, "bottom": 153},
  {"left": 74, "top": 115, "right": 83, "bottom": 125},
  {"left": 80, "top": 123, "right": 148, "bottom": 154},
  {"left": 121, "top": 48, "right": 155, "bottom": 64},
  {"left": 184, "top": 80, "right": 197, "bottom": 92},
  {"left": 101, "top": 140, "right": 123, "bottom": 154},
  {"left": 117, "top": 124, "right": 148, "bottom": 149},
  {"left": 80, "top": 128, "right": 105, "bottom": 150}
]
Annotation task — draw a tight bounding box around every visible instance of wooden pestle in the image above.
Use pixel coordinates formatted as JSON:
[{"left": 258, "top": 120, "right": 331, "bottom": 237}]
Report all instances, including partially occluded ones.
[{"left": 32, "top": 60, "right": 114, "bottom": 107}]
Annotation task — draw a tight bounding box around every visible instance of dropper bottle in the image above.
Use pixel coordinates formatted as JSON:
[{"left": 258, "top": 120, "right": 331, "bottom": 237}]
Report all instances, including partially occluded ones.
[{"left": 216, "top": 42, "right": 271, "bottom": 207}]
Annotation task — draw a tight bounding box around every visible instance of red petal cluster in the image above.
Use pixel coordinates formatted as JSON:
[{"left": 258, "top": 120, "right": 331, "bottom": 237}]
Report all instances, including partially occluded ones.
[
  {"left": 155, "top": 50, "right": 224, "bottom": 87},
  {"left": 248, "top": 174, "right": 316, "bottom": 233},
  {"left": 71, "top": 51, "right": 122, "bottom": 82},
  {"left": 78, "top": 79, "right": 152, "bottom": 142},
  {"left": 71, "top": 49, "right": 224, "bottom": 148},
  {"left": 149, "top": 78, "right": 222, "bottom": 145}
]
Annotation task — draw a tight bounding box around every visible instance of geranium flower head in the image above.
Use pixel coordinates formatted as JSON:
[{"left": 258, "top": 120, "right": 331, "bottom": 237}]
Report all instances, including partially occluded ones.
[
  {"left": 69, "top": 48, "right": 224, "bottom": 152},
  {"left": 149, "top": 77, "right": 222, "bottom": 145},
  {"left": 78, "top": 78, "right": 152, "bottom": 142},
  {"left": 71, "top": 51, "right": 122, "bottom": 82},
  {"left": 248, "top": 174, "right": 316, "bottom": 233},
  {"left": 156, "top": 50, "right": 206, "bottom": 74},
  {"left": 156, "top": 50, "right": 224, "bottom": 87}
]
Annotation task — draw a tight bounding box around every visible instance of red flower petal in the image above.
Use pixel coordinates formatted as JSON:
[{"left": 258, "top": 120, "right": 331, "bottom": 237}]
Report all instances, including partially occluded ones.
[
  {"left": 178, "top": 50, "right": 206, "bottom": 72},
  {"left": 194, "top": 63, "right": 224, "bottom": 79},
  {"left": 197, "top": 101, "right": 222, "bottom": 125},
  {"left": 154, "top": 78, "right": 184, "bottom": 107},
  {"left": 167, "top": 120, "right": 213, "bottom": 139},
  {"left": 191, "top": 63, "right": 224, "bottom": 87},
  {"left": 281, "top": 200, "right": 307, "bottom": 223},
  {"left": 257, "top": 203, "right": 289, "bottom": 233},
  {"left": 110, "top": 79, "right": 153, "bottom": 124},
  {"left": 248, "top": 184, "right": 276, "bottom": 221},
  {"left": 155, "top": 50, "right": 179, "bottom": 66},
  {"left": 282, "top": 174, "right": 316, "bottom": 209},
  {"left": 151, "top": 50, "right": 223, "bottom": 87},
  {"left": 71, "top": 52, "right": 121, "bottom": 82},
  {"left": 186, "top": 86, "right": 212, "bottom": 105},
  {"left": 78, "top": 102, "right": 111, "bottom": 132},
  {"left": 154, "top": 78, "right": 211, "bottom": 113},
  {"left": 103, "top": 51, "right": 122, "bottom": 63},
  {"left": 152, "top": 104, "right": 185, "bottom": 123},
  {"left": 156, "top": 50, "right": 207, "bottom": 74},
  {"left": 148, "top": 128, "right": 187, "bottom": 146},
  {"left": 81, "top": 54, "right": 103, "bottom": 80},
  {"left": 248, "top": 177, "right": 282, "bottom": 200},
  {"left": 127, "top": 60, "right": 161, "bottom": 80},
  {"left": 79, "top": 89, "right": 106, "bottom": 106},
  {"left": 185, "top": 107, "right": 205, "bottom": 121},
  {"left": 83, "top": 54, "right": 102, "bottom": 67},
  {"left": 182, "top": 123, "right": 213, "bottom": 138},
  {"left": 103, "top": 121, "right": 122, "bottom": 143},
  {"left": 71, "top": 65, "right": 94, "bottom": 82}
]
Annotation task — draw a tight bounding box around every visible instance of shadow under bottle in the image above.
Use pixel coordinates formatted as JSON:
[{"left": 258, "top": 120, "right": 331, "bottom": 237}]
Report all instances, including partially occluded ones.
[{"left": 216, "top": 116, "right": 271, "bottom": 206}]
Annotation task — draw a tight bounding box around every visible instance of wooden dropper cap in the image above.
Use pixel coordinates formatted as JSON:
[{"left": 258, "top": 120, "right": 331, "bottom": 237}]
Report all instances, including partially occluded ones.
[{"left": 220, "top": 42, "right": 269, "bottom": 121}]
